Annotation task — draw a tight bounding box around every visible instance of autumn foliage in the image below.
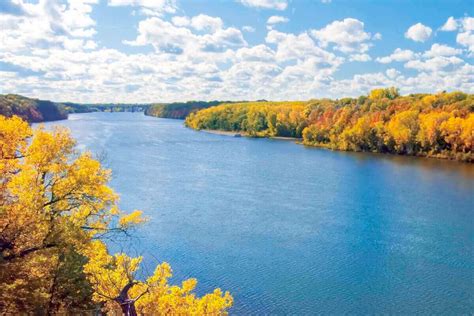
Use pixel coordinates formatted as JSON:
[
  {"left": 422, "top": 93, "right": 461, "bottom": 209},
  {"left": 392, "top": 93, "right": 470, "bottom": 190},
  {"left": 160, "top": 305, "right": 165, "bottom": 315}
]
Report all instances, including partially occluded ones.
[
  {"left": 185, "top": 89, "right": 473, "bottom": 161},
  {"left": 0, "top": 115, "right": 232, "bottom": 314}
]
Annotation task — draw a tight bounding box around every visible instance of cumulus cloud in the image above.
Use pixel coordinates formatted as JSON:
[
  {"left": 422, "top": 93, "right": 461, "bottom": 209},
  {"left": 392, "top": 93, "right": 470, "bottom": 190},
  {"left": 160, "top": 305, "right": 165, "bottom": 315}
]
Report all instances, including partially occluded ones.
[
  {"left": 405, "top": 23, "right": 432, "bottom": 42},
  {"left": 266, "top": 29, "right": 343, "bottom": 67},
  {"left": 311, "top": 18, "right": 374, "bottom": 53},
  {"left": 190, "top": 14, "right": 223, "bottom": 32},
  {"left": 404, "top": 56, "right": 464, "bottom": 72},
  {"left": 440, "top": 16, "right": 458, "bottom": 31},
  {"left": 236, "top": 45, "right": 275, "bottom": 62},
  {"left": 423, "top": 43, "right": 462, "bottom": 58},
  {"left": 349, "top": 54, "right": 371, "bottom": 62},
  {"left": 385, "top": 68, "right": 400, "bottom": 79},
  {"left": 107, "top": 0, "right": 176, "bottom": 15},
  {"left": 0, "top": 0, "right": 98, "bottom": 52},
  {"left": 456, "top": 17, "right": 474, "bottom": 53},
  {"left": 376, "top": 48, "right": 416, "bottom": 63},
  {"left": 1, "top": 4, "right": 472, "bottom": 102},
  {"left": 267, "top": 15, "right": 289, "bottom": 24},
  {"left": 242, "top": 25, "right": 255, "bottom": 32},
  {"left": 373, "top": 32, "right": 382, "bottom": 40},
  {"left": 237, "top": 0, "right": 287, "bottom": 10},
  {"left": 124, "top": 16, "right": 246, "bottom": 54}
]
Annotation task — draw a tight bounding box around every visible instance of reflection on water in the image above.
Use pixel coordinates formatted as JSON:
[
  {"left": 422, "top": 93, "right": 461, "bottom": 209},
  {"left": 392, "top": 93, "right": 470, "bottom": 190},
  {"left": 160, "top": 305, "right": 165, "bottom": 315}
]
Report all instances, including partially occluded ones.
[
  {"left": 42, "top": 112, "right": 474, "bottom": 315},
  {"left": 336, "top": 149, "right": 474, "bottom": 189}
]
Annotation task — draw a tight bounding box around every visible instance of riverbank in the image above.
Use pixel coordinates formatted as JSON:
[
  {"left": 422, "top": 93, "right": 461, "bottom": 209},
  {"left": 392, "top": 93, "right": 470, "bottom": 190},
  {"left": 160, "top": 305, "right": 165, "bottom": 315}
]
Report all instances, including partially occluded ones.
[
  {"left": 199, "top": 129, "right": 301, "bottom": 142},
  {"left": 200, "top": 129, "right": 244, "bottom": 137}
]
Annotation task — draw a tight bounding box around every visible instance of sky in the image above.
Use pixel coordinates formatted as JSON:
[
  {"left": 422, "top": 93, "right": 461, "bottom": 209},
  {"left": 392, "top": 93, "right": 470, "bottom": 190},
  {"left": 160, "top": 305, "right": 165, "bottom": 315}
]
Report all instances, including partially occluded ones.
[{"left": 0, "top": 0, "right": 473, "bottom": 103}]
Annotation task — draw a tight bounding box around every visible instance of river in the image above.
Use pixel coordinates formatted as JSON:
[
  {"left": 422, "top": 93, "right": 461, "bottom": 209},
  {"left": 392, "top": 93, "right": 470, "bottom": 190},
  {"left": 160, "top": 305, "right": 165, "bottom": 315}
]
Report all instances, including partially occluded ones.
[{"left": 43, "top": 112, "right": 474, "bottom": 314}]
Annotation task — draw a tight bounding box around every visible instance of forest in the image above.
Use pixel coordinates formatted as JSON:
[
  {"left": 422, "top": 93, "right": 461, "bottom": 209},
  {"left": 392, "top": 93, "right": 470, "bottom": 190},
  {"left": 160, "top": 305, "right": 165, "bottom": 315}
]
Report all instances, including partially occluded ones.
[
  {"left": 145, "top": 101, "right": 236, "bottom": 119},
  {"left": 0, "top": 115, "right": 232, "bottom": 314},
  {"left": 185, "top": 89, "right": 473, "bottom": 162},
  {"left": 0, "top": 94, "right": 152, "bottom": 122},
  {"left": 0, "top": 94, "right": 68, "bottom": 122}
]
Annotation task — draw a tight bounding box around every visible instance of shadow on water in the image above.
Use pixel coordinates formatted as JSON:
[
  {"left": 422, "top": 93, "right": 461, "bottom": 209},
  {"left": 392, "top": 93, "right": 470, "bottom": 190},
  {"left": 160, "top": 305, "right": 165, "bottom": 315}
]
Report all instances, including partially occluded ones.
[{"left": 303, "top": 145, "right": 474, "bottom": 181}]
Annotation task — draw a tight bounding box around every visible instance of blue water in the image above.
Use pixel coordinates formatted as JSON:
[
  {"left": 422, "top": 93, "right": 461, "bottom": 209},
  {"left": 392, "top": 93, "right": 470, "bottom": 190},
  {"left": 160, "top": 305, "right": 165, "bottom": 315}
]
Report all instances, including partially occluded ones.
[{"left": 44, "top": 112, "right": 474, "bottom": 315}]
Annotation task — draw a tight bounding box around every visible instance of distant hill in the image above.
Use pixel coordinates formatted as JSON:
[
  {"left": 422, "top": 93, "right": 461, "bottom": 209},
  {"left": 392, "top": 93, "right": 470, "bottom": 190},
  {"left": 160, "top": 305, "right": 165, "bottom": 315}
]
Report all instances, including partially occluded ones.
[
  {"left": 0, "top": 94, "right": 68, "bottom": 122},
  {"left": 145, "top": 101, "right": 247, "bottom": 119},
  {"left": 63, "top": 102, "right": 150, "bottom": 113},
  {"left": 0, "top": 94, "right": 249, "bottom": 122}
]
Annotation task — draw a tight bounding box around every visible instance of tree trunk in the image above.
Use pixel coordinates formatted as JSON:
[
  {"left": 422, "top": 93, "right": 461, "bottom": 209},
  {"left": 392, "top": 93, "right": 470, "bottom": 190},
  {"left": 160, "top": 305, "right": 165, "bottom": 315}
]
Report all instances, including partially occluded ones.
[{"left": 115, "top": 281, "right": 138, "bottom": 316}]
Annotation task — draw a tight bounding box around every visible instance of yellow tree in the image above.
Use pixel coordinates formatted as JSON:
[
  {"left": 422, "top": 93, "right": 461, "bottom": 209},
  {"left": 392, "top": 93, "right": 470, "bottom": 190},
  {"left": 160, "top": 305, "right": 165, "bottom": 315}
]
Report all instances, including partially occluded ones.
[
  {"left": 0, "top": 115, "right": 232, "bottom": 314},
  {"left": 386, "top": 110, "right": 420, "bottom": 154},
  {"left": 417, "top": 111, "right": 450, "bottom": 151},
  {"left": 82, "top": 241, "right": 233, "bottom": 315}
]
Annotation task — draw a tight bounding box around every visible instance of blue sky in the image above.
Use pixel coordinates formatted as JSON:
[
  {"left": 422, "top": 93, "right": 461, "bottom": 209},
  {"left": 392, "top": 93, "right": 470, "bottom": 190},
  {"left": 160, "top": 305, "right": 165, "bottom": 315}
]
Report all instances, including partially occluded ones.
[{"left": 0, "top": 0, "right": 473, "bottom": 103}]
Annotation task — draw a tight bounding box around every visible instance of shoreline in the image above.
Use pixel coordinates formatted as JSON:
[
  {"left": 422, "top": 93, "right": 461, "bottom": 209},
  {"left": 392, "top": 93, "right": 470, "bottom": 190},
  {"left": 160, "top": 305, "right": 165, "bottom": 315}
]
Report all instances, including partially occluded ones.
[
  {"left": 195, "top": 128, "right": 472, "bottom": 163},
  {"left": 198, "top": 129, "right": 301, "bottom": 142},
  {"left": 200, "top": 129, "right": 244, "bottom": 137}
]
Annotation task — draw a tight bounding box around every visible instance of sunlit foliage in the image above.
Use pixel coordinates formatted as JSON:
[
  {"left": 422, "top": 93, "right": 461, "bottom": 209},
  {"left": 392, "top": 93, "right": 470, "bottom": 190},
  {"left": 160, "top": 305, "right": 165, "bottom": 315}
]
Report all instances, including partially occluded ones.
[
  {"left": 185, "top": 90, "right": 473, "bottom": 161},
  {"left": 0, "top": 115, "right": 232, "bottom": 314},
  {"left": 82, "top": 241, "right": 233, "bottom": 315}
]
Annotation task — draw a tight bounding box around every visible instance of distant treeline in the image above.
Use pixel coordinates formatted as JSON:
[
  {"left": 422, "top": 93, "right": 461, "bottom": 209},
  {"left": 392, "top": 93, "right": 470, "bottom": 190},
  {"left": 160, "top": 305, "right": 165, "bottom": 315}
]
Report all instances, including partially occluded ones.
[
  {"left": 145, "top": 101, "right": 240, "bottom": 119},
  {"left": 0, "top": 94, "right": 254, "bottom": 123},
  {"left": 64, "top": 102, "right": 150, "bottom": 113},
  {"left": 0, "top": 94, "right": 152, "bottom": 122},
  {"left": 0, "top": 94, "right": 68, "bottom": 122},
  {"left": 185, "top": 89, "right": 473, "bottom": 162}
]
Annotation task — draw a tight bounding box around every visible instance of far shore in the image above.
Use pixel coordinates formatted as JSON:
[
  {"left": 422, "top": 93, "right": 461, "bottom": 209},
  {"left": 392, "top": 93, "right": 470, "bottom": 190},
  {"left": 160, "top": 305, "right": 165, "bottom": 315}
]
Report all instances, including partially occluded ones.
[{"left": 198, "top": 129, "right": 300, "bottom": 141}]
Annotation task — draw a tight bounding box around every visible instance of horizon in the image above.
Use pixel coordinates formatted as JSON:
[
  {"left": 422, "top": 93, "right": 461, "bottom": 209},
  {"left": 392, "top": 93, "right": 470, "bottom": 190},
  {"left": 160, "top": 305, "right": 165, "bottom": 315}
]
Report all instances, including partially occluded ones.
[
  {"left": 3, "top": 88, "right": 473, "bottom": 105},
  {"left": 0, "top": 0, "right": 473, "bottom": 103}
]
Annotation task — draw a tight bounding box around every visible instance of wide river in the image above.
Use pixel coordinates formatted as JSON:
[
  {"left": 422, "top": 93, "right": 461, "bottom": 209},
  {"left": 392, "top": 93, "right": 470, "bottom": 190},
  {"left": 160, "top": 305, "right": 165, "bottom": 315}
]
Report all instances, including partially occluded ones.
[{"left": 44, "top": 112, "right": 473, "bottom": 315}]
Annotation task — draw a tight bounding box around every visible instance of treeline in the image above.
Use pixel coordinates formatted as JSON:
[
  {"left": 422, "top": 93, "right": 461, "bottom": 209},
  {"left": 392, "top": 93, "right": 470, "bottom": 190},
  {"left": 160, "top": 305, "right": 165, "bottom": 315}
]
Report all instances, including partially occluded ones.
[
  {"left": 0, "top": 94, "right": 153, "bottom": 122},
  {"left": 0, "top": 94, "right": 68, "bottom": 122},
  {"left": 65, "top": 102, "right": 151, "bottom": 113},
  {"left": 0, "top": 115, "right": 232, "bottom": 314},
  {"left": 145, "top": 101, "right": 233, "bottom": 119},
  {"left": 185, "top": 89, "right": 473, "bottom": 162}
]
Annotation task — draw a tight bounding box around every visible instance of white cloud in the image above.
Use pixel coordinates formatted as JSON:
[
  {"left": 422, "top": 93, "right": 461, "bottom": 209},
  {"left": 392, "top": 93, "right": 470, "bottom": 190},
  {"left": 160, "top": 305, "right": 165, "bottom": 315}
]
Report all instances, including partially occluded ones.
[
  {"left": 171, "top": 16, "right": 190, "bottom": 27},
  {"left": 124, "top": 16, "right": 246, "bottom": 54},
  {"left": 453, "top": 17, "right": 474, "bottom": 54},
  {"left": 373, "top": 32, "right": 382, "bottom": 40},
  {"left": 462, "top": 17, "right": 474, "bottom": 31},
  {"left": 242, "top": 25, "right": 255, "bottom": 32},
  {"left": 267, "top": 15, "right": 289, "bottom": 25},
  {"left": 266, "top": 29, "right": 343, "bottom": 67},
  {"left": 376, "top": 48, "right": 416, "bottom": 63},
  {"left": 457, "top": 31, "right": 474, "bottom": 53},
  {"left": 0, "top": 0, "right": 98, "bottom": 52},
  {"left": 107, "top": 0, "right": 176, "bottom": 15},
  {"left": 423, "top": 43, "right": 462, "bottom": 58},
  {"left": 1, "top": 4, "right": 472, "bottom": 102},
  {"left": 405, "top": 56, "right": 464, "bottom": 72},
  {"left": 349, "top": 54, "right": 371, "bottom": 62},
  {"left": 311, "top": 18, "right": 373, "bottom": 53},
  {"left": 236, "top": 45, "right": 275, "bottom": 62},
  {"left": 190, "top": 14, "right": 223, "bottom": 33},
  {"left": 405, "top": 23, "right": 432, "bottom": 42},
  {"left": 237, "top": 0, "right": 287, "bottom": 10},
  {"left": 385, "top": 68, "right": 400, "bottom": 79},
  {"left": 440, "top": 16, "right": 458, "bottom": 31}
]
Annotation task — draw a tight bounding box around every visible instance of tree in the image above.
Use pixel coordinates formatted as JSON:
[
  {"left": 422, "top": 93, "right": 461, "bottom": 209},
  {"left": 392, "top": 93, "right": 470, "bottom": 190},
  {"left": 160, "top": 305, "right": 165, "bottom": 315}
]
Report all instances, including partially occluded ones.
[
  {"left": 386, "top": 110, "right": 420, "bottom": 154},
  {"left": 0, "top": 115, "right": 233, "bottom": 314},
  {"left": 82, "top": 241, "right": 233, "bottom": 315},
  {"left": 368, "top": 87, "right": 399, "bottom": 100},
  {"left": 417, "top": 112, "right": 450, "bottom": 151}
]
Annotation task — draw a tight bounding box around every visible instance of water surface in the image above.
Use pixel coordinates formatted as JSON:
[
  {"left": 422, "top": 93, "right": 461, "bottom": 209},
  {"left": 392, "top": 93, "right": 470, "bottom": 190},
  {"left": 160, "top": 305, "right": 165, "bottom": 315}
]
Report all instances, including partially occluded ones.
[{"left": 44, "top": 112, "right": 474, "bottom": 315}]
